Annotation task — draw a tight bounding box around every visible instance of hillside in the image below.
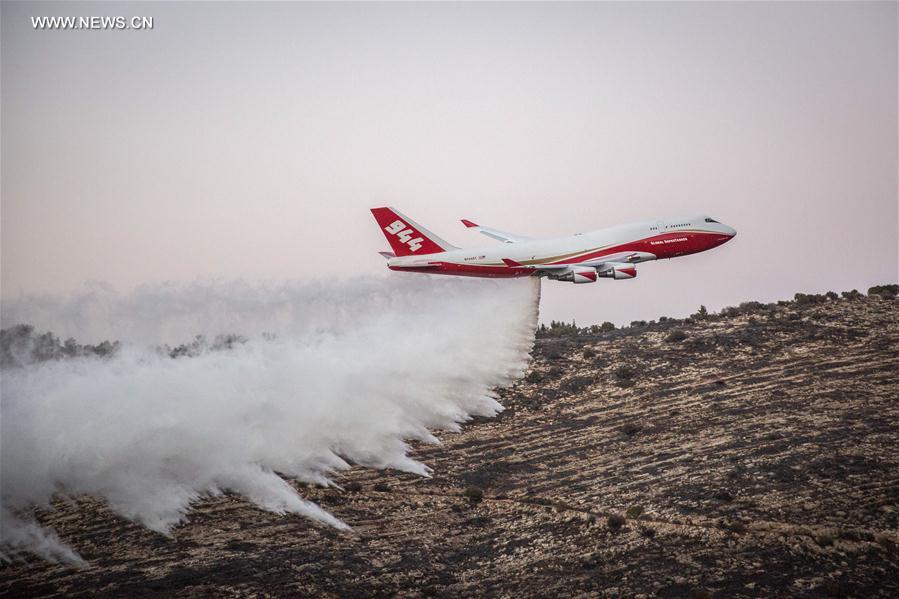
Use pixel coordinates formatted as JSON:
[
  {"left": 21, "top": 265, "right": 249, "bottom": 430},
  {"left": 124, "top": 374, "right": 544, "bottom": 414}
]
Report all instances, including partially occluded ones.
[{"left": 2, "top": 288, "right": 898, "bottom": 598}]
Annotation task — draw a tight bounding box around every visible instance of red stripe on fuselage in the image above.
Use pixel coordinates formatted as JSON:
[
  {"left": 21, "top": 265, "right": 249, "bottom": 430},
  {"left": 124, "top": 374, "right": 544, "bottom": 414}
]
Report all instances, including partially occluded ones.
[
  {"left": 388, "top": 262, "right": 532, "bottom": 278},
  {"left": 547, "top": 231, "right": 732, "bottom": 264}
]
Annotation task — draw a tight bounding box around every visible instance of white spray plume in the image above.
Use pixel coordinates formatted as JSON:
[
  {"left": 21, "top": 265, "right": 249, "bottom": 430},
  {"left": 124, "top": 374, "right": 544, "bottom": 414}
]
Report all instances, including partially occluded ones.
[{"left": 1, "top": 277, "right": 540, "bottom": 564}]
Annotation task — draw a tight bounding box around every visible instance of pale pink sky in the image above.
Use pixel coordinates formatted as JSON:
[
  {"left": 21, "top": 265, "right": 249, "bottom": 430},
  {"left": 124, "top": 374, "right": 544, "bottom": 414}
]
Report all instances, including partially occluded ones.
[{"left": 2, "top": 2, "right": 896, "bottom": 326}]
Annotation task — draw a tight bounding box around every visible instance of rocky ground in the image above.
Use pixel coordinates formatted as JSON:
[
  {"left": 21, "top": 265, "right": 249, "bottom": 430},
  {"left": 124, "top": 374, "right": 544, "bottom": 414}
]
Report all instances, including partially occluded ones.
[{"left": 2, "top": 291, "right": 897, "bottom": 598}]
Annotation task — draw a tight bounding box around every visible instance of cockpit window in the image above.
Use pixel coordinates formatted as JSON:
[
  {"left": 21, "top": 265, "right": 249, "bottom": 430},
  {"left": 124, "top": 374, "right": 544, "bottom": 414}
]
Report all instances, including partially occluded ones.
[{"left": 704, "top": 218, "right": 719, "bottom": 223}]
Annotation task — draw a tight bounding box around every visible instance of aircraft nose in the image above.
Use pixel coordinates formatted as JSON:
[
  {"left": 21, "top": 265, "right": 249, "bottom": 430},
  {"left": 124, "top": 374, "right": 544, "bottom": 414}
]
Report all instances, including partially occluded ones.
[{"left": 722, "top": 224, "right": 737, "bottom": 238}]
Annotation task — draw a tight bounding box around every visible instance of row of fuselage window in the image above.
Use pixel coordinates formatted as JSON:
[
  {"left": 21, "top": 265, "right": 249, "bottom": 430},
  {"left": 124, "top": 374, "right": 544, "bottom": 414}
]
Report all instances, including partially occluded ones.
[{"left": 650, "top": 222, "right": 691, "bottom": 232}]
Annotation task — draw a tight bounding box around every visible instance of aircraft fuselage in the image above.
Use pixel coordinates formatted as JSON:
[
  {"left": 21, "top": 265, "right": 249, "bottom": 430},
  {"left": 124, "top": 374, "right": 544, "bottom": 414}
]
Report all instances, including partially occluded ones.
[{"left": 385, "top": 216, "right": 735, "bottom": 279}]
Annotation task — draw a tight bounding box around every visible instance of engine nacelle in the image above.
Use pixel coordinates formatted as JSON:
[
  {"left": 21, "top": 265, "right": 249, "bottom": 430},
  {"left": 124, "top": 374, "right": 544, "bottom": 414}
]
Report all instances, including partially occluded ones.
[
  {"left": 598, "top": 263, "right": 637, "bottom": 280},
  {"left": 553, "top": 266, "right": 598, "bottom": 284}
]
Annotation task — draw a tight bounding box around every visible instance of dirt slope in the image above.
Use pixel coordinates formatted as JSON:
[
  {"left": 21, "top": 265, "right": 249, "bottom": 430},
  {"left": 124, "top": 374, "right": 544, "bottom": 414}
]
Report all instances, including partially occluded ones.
[{"left": 2, "top": 293, "right": 897, "bottom": 598}]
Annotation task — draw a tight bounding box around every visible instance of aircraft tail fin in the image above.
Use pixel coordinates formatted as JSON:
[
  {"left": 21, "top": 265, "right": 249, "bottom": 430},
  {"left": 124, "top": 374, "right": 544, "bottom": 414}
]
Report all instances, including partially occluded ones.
[{"left": 370, "top": 207, "right": 457, "bottom": 257}]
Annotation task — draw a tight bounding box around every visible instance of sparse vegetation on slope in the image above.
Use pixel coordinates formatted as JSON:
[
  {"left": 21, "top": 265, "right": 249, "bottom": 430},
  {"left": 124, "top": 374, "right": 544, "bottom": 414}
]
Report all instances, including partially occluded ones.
[{"left": 2, "top": 286, "right": 897, "bottom": 598}]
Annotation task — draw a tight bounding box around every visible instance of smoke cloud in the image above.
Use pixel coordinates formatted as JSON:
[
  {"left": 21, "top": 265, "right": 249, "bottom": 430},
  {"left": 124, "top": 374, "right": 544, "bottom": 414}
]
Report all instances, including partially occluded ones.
[{"left": 1, "top": 277, "right": 540, "bottom": 564}]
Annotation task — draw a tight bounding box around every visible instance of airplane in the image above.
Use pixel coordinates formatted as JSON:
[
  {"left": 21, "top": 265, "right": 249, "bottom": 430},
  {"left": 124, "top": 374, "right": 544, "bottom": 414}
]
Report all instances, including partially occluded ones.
[{"left": 371, "top": 207, "right": 736, "bottom": 283}]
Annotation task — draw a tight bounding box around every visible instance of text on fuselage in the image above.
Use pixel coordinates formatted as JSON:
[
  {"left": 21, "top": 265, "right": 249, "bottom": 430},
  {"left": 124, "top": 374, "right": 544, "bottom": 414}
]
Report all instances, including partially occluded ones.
[{"left": 650, "top": 237, "right": 688, "bottom": 245}]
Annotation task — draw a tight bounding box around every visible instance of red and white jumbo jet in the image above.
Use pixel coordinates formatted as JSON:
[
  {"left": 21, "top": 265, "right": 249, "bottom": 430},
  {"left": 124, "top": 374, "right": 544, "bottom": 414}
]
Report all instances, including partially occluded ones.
[{"left": 371, "top": 207, "right": 736, "bottom": 283}]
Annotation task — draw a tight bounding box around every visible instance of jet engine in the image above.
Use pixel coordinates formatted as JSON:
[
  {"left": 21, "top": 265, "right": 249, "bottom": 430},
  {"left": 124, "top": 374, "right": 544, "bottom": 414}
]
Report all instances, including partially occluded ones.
[
  {"left": 554, "top": 266, "right": 598, "bottom": 284},
  {"left": 597, "top": 263, "right": 637, "bottom": 280}
]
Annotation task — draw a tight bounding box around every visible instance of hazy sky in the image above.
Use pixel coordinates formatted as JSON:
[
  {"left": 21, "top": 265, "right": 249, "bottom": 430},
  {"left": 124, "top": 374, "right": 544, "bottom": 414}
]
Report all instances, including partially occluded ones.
[{"left": 2, "top": 1, "right": 896, "bottom": 326}]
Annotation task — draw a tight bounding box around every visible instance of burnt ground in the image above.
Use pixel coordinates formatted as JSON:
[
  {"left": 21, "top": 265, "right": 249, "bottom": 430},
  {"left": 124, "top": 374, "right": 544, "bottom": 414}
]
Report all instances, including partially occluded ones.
[{"left": 2, "top": 293, "right": 898, "bottom": 598}]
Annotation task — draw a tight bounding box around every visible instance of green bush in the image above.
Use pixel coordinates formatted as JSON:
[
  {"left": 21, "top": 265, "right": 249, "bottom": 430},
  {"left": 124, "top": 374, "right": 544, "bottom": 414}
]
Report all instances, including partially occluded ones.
[
  {"left": 625, "top": 506, "right": 644, "bottom": 519},
  {"left": 1, "top": 324, "right": 121, "bottom": 367},
  {"left": 614, "top": 365, "right": 636, "bottom": 380},
  {"left": 584, "top": 321, "right": 616, "bottom": 335},
  {"left": 614, "top": 365, "right": 638, "bottom": 388},
  {"left": 794, "top": 292, "right": 825, "bottom": 305},
  {"left": 543, "top": 347, "right": 563, "bottom": 360},
  {"left": 525, "top": 370, "right": 543, "bottom": 384},
  {"left": 463, "top": 485, "right": 484, "bottom": 503},
  {"left": 561, "top": 375, "right": 594, "bottom": 394},
  {"left": 665, "top": 329, "right": 688, "bottom": 343},
  {"left": 740, "top": 301, "right": 764, "bottom": 312},
  {"left": 713, "top": 489, "right": 734, "bottom": 502},
  {"left": 868, "top": 284, "right": 898, "bottom": 298},
  {"left": 537, "top": 320, "right": 580, "bottom": 338},
  {"left": 621, "top": 423, "right": 642, "bottom": 436},
  {"left": 719, "top": 519, "right": 747, "bottom": 534},
  {"left": 607, "top": 514, "right": 625, "bottom": 530}
]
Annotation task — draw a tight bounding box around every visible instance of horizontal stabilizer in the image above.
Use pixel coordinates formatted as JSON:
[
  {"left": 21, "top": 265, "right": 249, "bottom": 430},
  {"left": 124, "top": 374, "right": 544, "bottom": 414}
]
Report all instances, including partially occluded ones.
[{"left": 502, "top": 258, "right": 526, "bottom": 268}]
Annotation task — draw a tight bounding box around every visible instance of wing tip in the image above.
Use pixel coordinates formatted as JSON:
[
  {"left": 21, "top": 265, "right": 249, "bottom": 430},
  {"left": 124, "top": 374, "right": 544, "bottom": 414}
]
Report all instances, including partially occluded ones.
[{"left": 461, "top": 219, "right": 478, "bottom": 228}]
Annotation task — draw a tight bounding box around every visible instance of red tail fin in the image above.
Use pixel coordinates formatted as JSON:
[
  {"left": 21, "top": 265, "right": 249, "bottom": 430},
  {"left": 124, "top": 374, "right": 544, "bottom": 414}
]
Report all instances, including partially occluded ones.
[{"left": 370, "top": 207, "right": 456, "bottom": 256}]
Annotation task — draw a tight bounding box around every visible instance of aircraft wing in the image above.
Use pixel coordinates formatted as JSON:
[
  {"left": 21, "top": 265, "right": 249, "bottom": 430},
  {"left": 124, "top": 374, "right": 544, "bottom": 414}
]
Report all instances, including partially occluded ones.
[
  {"left": 501, "top": 259, "right": 570, "bottom": 270},
  {"left": 461, "top": 219, "right": 532, "bottom": 243}
]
